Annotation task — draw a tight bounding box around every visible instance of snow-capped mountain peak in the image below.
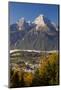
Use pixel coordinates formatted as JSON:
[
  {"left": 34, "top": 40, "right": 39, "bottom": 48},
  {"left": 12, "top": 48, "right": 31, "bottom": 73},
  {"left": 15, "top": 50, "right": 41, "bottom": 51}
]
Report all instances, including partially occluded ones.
[
  {"left": 16, "top": 17, "right": 29, "bottom": 31},
  {"left": 33, "top": 14, "right": 47, "bottom": 29},
  {"left": 34, "top": 14, "right": 45, "bottom": 25},
  {"left": 27, "top": 21, "right": 31, "bottom": 25}
]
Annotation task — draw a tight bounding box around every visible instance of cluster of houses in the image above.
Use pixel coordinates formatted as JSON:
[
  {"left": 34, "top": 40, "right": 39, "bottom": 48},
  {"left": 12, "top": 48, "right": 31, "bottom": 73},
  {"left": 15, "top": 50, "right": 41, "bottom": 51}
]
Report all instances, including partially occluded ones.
[
  {"left": 18, "top": 60, "right": 40, "bottom": 73},
  {"left": 11, "top": 60, "right": 40, "bottom": 74}
]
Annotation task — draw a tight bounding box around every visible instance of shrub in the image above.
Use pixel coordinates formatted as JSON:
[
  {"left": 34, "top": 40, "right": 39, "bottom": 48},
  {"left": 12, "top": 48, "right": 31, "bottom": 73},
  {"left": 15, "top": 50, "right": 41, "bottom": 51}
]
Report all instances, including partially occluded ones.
[
  {"left": 10, "top": 64, "right": 25, "bottom": 88},
  {"left": 23, "top": 72, "right": 34, "bottom": 86},
  {"left": 39, "top": 53, "right": 59, "bottom": 85}
]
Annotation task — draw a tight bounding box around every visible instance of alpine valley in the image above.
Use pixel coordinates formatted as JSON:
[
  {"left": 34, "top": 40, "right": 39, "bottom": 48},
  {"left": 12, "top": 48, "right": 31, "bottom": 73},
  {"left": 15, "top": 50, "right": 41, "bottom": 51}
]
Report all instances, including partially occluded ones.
[{"left": 9, "top": 14, "right": 59, "bottom": 87}]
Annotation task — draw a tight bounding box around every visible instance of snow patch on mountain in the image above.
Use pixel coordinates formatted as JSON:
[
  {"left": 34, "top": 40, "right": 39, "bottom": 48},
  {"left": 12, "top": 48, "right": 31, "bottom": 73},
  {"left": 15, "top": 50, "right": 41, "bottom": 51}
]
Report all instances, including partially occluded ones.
[{"left": 33, "top": 14, "right": 47, "bottom": 29}]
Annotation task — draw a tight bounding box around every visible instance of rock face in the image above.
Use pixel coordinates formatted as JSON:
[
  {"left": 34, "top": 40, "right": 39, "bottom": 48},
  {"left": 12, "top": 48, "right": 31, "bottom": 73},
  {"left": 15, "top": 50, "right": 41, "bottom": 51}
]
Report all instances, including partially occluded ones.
[{"left": 10, "top": 14, "right": 59, "bottom": 51}]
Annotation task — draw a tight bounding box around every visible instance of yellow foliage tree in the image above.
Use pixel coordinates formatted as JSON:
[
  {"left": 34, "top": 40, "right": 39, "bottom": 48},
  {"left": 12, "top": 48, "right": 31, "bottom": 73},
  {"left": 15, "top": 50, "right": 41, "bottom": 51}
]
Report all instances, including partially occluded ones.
[
  {"left": 23, "top": 72, "right": 34, "bottom": 86},
  {"left": 39, "top": 52, "right": 59, "bottom": 85}
]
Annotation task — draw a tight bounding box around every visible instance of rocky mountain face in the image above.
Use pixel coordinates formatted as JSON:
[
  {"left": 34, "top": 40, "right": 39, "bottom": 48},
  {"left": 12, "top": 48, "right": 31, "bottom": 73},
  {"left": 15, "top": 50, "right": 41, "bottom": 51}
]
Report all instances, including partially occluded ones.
[{"left": 10, "top": 14, "right": 59, "bottom": 51}]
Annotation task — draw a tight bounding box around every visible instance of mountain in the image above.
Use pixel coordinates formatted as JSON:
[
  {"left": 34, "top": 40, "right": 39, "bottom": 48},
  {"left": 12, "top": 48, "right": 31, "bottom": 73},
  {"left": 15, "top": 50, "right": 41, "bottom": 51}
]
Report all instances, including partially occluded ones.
[
  {"left": 10, "top": 17, "right": 35, "bottom": 49},
  {"left": 10, "top": 14, "right": 59, "bottom": 51}
]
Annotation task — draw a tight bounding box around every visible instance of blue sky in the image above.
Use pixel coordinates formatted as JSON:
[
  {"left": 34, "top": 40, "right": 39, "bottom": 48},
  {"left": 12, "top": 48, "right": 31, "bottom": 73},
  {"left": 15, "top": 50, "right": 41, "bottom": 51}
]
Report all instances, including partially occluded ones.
[{"left": 9, "top": 2, "right": 59, "bottom": 25}]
